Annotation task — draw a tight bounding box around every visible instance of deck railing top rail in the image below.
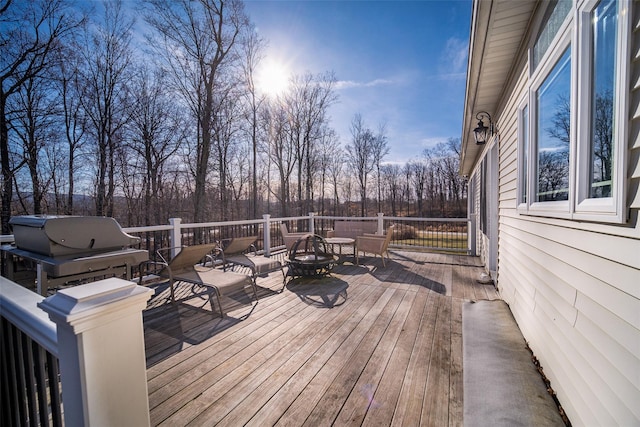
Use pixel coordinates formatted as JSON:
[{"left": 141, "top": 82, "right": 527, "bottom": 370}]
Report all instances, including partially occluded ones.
[
  {"left": 0, "top": 277, "right": 57, "bottom": 355},
  {"left": 2, "top": 213, "right": 474, "bottom": 258}
]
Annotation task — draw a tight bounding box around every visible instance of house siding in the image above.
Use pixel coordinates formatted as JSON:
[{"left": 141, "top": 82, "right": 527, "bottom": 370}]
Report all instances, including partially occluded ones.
[
  {"left": 632, "top": 0, "right": 640, "bottom": 208},
  {"left": 468, "top": 3, "right": 640, "bottom": 425}
]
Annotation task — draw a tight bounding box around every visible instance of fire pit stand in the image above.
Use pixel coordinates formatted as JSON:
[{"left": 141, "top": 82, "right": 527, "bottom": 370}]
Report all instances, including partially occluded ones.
[{"left": 286, "top": 234, "right": 338, "bottom": 280}]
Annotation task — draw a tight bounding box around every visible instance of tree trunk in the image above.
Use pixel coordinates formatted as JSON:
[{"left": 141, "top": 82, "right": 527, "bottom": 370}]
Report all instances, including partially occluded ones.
[{"left": 1, "top": 95, "right": 12, "bottom": 234}]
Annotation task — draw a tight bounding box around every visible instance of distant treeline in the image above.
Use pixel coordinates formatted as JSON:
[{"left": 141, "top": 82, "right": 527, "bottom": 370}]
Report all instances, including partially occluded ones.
[{"left": 1, "top": 0, "right": 466, "bottom": 231}]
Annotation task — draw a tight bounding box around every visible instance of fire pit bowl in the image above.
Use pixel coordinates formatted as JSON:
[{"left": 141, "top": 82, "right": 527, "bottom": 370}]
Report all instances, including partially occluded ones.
[{"left": 286, "top": 234, "right": 338, "bottom": 279}]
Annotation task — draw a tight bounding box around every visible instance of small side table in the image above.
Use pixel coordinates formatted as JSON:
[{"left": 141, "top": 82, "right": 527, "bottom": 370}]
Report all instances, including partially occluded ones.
[{"left": 325, "top": 237, "right": 356, "bottom": 263}]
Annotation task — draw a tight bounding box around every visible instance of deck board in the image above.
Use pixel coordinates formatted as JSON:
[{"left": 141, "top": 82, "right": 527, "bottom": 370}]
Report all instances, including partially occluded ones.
[{"left": 144, "top": 250, "right": 494, "bottom": 426}]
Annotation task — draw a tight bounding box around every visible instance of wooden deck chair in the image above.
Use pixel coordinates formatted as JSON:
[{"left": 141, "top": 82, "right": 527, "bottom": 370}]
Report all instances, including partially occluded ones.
[
  {"left": 280, "top": 223, "right": 309, "bottom": 251},
  {"left": 355, "top": 225, "right": 395, "bottom": 267},
  {"left": 220, "top": 236, "right": 286, "bottom": 291},
  {"left": 142, "top": 244, "right": 255, "bottom": 317}
]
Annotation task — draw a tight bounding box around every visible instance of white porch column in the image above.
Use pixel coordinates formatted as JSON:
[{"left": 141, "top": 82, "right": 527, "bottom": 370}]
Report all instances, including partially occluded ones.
[
  {"left": 39, "top": 278, "right": 153, "bottom": 427},
  {"left": 263, "top": 214, "right": 271, "bottom": 257}
]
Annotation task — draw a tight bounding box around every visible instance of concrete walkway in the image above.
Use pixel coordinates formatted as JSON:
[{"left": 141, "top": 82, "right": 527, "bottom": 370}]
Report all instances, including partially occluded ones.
[{"left": 463, "top": 300, "right": 566, "bottom": 426}]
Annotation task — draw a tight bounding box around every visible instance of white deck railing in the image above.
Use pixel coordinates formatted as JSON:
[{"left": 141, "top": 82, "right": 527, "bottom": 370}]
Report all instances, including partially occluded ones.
[
  {"left": 1, "top": 277, "right": 152, "bottom": 426},
  {"left": 0, "top": 213, "right": 473, "bottom": 425},
  {"left": 119, "top": 213, "right": 473, "bottom": 257}
]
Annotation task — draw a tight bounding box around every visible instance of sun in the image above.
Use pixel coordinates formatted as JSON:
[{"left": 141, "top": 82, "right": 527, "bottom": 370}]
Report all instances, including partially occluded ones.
[{"left": 257, "top": 59, "right": 290, "bottom": 97}]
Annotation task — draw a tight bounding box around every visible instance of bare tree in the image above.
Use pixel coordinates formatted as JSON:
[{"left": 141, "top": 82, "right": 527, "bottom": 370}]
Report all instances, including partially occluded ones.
[
  {"left": 80, "top": 0, "right": 134, "bottom": 217},
  {"left": 542, "top": 94, "right": 571, "bottom": 202},
  {"left": 1, "top": 0, "right": 82, "bottom": 232},
  {"left": 402, "top": 163, "right": 412, "bottom": 216},
  {"left": 239, "top": 26, "right": 266, "bottom": 219},
  {"left": 283, "top": 72, "right": 338, "bottom": 215},
  {"left": 10, "top": 71, "right": 58, "bottom": 214},
  {"left": 145, "top": 0, "right": 250, "bottom": 224},
  {"left": 410, "top": 160, "right": 428, "bottom": 216},
  {"left": 372, "top": 124, "right": 389, "bottom": 212},
  {"left": 380, "top": 163, "right": 401, "bottom": 216},
  {"left": 346, "top": 113, "right": 376, "bottom": 216},
  {"left": 227, "top": 141, "right": 250, "bottom": 220},
  {"left": 56, "top": 41, "right": 87, "bottom": 215},
  {"left": 591, "top": 90, "right": 613, "bottom": 197},
  {"left": 126, "top": 67, "right": 185, "bottom": 225},
  {"left": 444, "top": 138, "right": 465, "bottom": 215},
  {"left": 327, "top": 143, "right": 344, "bottom": 216},
  {"left": 212, "top": 89, "right": 244, "bottom": 221},
  {"left": 265, "top": 101, "right": 296, "bottom": 216},
  {"left": 316, "top": 126, "right": 339, "bottom": 215}
]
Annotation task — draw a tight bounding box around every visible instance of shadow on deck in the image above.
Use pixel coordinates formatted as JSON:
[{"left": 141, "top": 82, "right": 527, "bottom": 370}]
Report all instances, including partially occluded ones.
[{"left": 143, "top": 249, "right": 499, "bottom": 426}]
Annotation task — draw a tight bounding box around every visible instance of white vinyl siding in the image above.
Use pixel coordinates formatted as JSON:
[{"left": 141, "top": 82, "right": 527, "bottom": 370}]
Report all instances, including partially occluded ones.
[
  {"left": 630, "top": 0, "right": 640, "bottom": 209},
  {"left": 466, "top": 3, "right": 640, "bottom": 425}
]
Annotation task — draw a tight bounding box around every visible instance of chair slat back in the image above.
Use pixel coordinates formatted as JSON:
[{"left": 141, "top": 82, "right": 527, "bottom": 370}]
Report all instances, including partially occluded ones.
[
  {"left": 383, "top": 225, "right": 395, "bottom": 249},
  {"left": 167, "top": 244, "right": 217, "bottom": 273},
  {"left": 223, "top": 236, "right": 257, "bottom": 256}
]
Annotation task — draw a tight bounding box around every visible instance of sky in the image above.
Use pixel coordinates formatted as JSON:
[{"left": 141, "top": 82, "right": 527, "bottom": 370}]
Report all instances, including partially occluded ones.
[{"left": 243, "top": 0, "right": 472, "bottom": 164}]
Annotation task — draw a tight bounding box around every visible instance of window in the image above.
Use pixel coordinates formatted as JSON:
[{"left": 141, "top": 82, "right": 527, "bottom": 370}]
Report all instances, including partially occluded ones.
[
  {"left": 573, "top": 0, "right": 628, "bottom": 222},
  {"left": 535, "top": 47, "right": 571, "bottom": 203},
  {"left": 532, "top": 0, "right": 572, "bottom": 69},
  {"left": 588, "top": 0, "right": 616, "bottom": 199},
  {"left": 517, "top": 0, "right": 629, "bottom": 223}
]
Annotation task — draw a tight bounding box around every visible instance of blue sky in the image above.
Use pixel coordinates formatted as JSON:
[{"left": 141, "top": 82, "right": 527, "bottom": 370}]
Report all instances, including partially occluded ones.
[{"left": 244, "top": 0, "right": 471, "bottom": 163}]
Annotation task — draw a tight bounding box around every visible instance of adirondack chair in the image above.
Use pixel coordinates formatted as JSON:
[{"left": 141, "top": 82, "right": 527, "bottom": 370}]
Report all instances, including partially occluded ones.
[
  {"left": 355, "top": 225, "right": 395, "bottom": 267},
  {"left": 219, "top": 236, "right": 286, "bottom": 290},
  {"left": 141, "top": 243, "right": 255, "bottom": 317}
]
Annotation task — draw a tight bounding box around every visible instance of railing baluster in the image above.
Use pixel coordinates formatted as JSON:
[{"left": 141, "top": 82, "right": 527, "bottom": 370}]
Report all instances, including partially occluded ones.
[
  {"left": 1, "top": 315, "right": 62, "bottom": 427},
  {"left": 47, "top": 351, "right": 63, "bottom": 427},
  {"left": 2, "top": 317, "right": 20, "bottom": 426},
  {"left": 13, "top": 322, "right": 29, "bottom": 424},
  {"left": 34, "top": 345, "right": 49, "bottom": 427},
  {"left": 22, "top": 331, "right": 39, "bottom": 426}
]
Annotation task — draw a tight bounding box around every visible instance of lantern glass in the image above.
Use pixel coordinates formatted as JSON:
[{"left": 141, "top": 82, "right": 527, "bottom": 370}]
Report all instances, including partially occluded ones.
[{"left": 473, "top": 119, "right": 488, "bottom": 144}]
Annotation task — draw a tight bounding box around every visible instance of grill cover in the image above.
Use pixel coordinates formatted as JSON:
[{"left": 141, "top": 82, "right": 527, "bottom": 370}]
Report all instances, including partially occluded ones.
[{"left": 10, "top": 215, "right": 141, "bottom": 257}]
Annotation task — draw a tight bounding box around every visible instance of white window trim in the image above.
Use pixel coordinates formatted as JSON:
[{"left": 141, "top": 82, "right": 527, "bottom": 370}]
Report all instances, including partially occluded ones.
[
  {"left": 517, "top": 0, "right": 629, "bottom": 224},
  {"left": 573, "top": 0, "right": 629, "bottom": 223},
  {"left": 517, "top": 98, "right": 529, "bottom": 213}
]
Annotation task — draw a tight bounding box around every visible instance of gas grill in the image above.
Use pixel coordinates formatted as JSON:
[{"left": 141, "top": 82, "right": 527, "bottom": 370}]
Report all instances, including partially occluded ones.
[{"left": 1, "top": 215, "right": 148, "bottom": 295}]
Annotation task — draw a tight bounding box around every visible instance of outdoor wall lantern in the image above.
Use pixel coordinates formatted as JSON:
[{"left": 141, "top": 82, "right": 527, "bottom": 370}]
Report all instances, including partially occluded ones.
[{"left": 473, "top": 111, "right": 493, "bottom": 145}]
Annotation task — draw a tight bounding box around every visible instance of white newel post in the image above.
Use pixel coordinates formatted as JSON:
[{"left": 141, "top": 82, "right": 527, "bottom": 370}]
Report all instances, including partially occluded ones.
[
  {"left": 263, "top": 214, "right": 271, "bottom": 257},
  {"left": 377, "top": 213, "right": 385, "bottom": 234},
  {"left": 169, "top": 217, "right": 182, "bottom": 258},
  {"left": 309, "top": 212, "right": 315, "bottom": 234},
  {"left": 39, "top": 278, "right": 153, "bottom": 427}
]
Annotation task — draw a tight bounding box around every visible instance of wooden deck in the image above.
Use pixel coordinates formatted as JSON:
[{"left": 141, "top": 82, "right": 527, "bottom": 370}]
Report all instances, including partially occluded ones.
[{"left": 143, "top": 249, "right": 500, "bottom": 426}]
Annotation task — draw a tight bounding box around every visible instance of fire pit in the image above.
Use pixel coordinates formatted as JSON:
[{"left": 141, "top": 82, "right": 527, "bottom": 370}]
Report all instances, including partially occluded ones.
[
  {"left": 2, "top": 215, "right": 148, "bottom": 295},
  {"left": 286, "top": 234, "right": 338, "bottom": 279}
]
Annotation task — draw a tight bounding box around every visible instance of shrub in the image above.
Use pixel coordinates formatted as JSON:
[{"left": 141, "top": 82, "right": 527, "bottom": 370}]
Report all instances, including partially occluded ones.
[{"left": 390, "top": 223, "right": 417, "bottom": 240}]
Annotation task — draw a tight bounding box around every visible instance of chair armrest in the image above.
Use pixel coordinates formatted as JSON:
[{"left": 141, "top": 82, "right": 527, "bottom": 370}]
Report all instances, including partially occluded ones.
[
  {"left": 357, "top": 235, "right": 384, "bottom": 243},
  {"left": 138, "top": 260, "right": 169, "bottom": 285},
  {"left": 361, "top": 233, "right": 382, "bottom": 238},
  {"left": 205, "top": 250, "right": 222, "bottom": 269}
]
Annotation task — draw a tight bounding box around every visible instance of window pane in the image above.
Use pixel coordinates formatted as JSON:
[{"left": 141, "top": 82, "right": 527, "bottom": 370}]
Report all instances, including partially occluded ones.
[
  {"left": 589, "top": 0, "right": 617, "bottom": 198},
  {"left": 533, "top": 0, "right": 572, "bottom": 69},
  {"left": 536, "top": 47, "right": 571, "bottom": 202}
]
